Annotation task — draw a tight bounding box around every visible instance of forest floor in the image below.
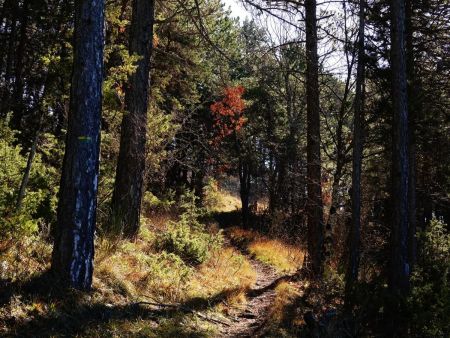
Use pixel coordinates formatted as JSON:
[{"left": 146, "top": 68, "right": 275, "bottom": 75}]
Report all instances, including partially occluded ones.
[
  {"left": 1, "top": 188, "right": 346, "bottom": 337},
  {"left": 218, "top": 238, "right": 298, "bottom": 337}
]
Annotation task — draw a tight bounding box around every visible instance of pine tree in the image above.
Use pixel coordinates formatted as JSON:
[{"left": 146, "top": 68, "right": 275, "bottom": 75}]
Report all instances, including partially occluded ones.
[
  {"left": 52, "top": 0, "right": 104, "bottom": 290},
  {"left": 111, "top": 0, "right": 155, "bottom": 238}
]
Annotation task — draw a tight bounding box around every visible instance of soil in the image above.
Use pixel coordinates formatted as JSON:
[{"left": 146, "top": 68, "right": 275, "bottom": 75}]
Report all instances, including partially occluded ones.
[{"left": 218, "top": 243, "right": 298, "bottom": 337}]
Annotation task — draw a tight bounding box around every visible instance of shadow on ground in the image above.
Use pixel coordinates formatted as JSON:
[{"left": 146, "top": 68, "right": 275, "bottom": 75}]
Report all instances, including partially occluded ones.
[{"left": 0, "top": 271, "right": 246, "bottom": 337}]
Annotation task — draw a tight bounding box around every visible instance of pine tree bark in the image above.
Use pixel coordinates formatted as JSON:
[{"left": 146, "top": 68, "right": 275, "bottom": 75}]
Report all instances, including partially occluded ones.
[
  {"left": 389, "top": 0, "right": 410, "bottom": 294},
  {"left": 305, "top": 0, "right": 324, "bottom": 276},
  {"left": 405, "top": 0, "right": 417, "bottom": 269},
  {"left": 51, "top": 0, "right": 104, "bottom": 291},
  {"left": 0, "top": 0, "right": 18, "bottom": 117},
  {"left": 10, "top": 0, "right": 29, "bottom": 129},
  {"left": 345, "top": 0, "right": 365, "bottom": 306},
  {"left": 111, "top": 0, "right": 155, "bottom": 239}
]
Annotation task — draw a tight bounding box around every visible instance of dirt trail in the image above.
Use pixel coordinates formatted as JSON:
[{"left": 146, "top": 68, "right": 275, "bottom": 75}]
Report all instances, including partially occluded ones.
[
  {"left": 218, "top": 257, "right": 278, "bottom": 337},
  {"left": 217, "top": 240, "right": 298, "bottom": 338}
]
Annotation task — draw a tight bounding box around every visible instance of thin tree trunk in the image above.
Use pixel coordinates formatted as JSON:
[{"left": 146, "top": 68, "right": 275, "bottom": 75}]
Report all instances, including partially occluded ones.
[
  {"left": 305, "top": 0, "right": 324, "bottom": 277},
  {"left": 389, "top": 0, "right": 410, "bottom": 294},
  {"left": 16, "top": 133, "right": 38, "bottom": 210},
  {"left": 111, "top": 0, "right": 155, "bottom": 239},
  {"left": 345, "top": 0, "right": 365, "bottom": 307},
  {"left": 239, "top": 157, "right": 251, "bottom": 228},
  {"left": 51, "top": 0, "right": 104, "bottom": 291}
]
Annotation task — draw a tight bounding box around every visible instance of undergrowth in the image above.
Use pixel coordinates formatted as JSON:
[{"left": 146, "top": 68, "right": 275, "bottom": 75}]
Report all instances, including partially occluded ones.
[
  {"left": 0, "top": 198, "right": 257, "bottom": 337},
  {"left": 228, "top": 227, "right": 304, "bottom": 273}
]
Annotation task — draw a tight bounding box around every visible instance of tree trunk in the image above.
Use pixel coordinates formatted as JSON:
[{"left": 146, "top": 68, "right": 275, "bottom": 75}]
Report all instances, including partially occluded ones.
[
  {"left": 389, "top": 0, "right": 410, "bottom": 294},
  {"left": 111, "top": 0, "right": 155, "bottom": 239},
  {"left": 10, "top": 0, "right": 29, "bottom": 130},
  {"left": 345, "top": 0, "right": 365, "bottom": 307},
  {"left": 305, "top": 0, "right": 324, "bottom": 277},
  {"left": 0, "top": 1, "right": 18, "bottom": 117},
  {"left": 16, "top": 133, "right": 38, "bottom": 210},
  {"left": 51, "top": 0, "right": 104, "bottom": 291},
  {"left": 405, "top": 0, "right": 417, "bottom": 269},
  {"left": 239, "top": 158, "right": 251, "bottom": 228}
]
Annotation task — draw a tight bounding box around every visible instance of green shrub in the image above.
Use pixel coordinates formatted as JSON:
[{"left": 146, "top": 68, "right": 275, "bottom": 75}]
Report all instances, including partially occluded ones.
[
  {"left": 143, "top": 251, "right": 193, "bottom": 300},
  {"left": 157, "top": 191, "right": 223, "bottom": 265},
  {"left": 408, "top": 217, "right": 450, "bottom": 337},
  {"left": 0, "top": 119, "right": 58, "bottom": 246},
  {"left": 203, "top": 177, "right": 221, "bottom": 212},
  {"left": 142, "top": 190, "right": 175, "bottom": 214}
]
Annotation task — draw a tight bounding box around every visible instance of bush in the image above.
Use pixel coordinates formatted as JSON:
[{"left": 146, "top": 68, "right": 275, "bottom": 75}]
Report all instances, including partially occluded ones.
[
  {"left": 157, "top": 191, "right": 223, "bottom": 265},
  {"left": 0, "top": 119, "right": 58, "bottom": 248},
  {"left": 142, "top": 190, "right": 175, "bottom": 214},
  {"left": 408, "top": 217, "right": 450, "bottom": 336},
  {"left": 203, "top": 177, "right": 221, "bottom": 212}
]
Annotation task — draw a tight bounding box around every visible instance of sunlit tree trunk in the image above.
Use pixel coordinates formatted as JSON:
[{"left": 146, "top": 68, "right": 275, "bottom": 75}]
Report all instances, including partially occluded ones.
[
  {"left": 111, "top": 0, "right": 155, "bottom": 239},
  {"left": 52, "top": 0, "right": 104, "bottom": 290}
]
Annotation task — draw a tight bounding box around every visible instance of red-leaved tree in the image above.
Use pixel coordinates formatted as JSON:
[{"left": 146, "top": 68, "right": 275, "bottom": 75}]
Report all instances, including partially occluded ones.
[{"left": 210, "top": 86, "right": 246, "bottom": 146}]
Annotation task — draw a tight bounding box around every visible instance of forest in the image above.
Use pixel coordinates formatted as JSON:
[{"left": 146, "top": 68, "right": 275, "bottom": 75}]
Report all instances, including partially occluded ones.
[{"left": 0, "top": 0, "right": 449, "bottom": 336}]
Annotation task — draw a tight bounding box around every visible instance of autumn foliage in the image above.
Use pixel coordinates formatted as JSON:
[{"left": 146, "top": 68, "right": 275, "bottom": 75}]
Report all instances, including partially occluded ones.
[{"left": 210, "top": 86, "right": 246, "bottom": 144}]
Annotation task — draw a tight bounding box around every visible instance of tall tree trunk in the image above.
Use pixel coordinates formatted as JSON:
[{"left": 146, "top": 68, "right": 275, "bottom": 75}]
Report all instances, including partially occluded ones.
[
  {"left": 111, "top": 0, "right": 155, "bottom": 239},
  {"left": 0, "top": 1, "right": 18, "bottom": 117},
  {"left": 10, "top": 0, "right": 29, "bottom": 130},
  {"left": 345, "top": 0, "right": 365, "bottom": 307},
  {"left": 305, "top": 0, "right": 324, "bottom": 276},
  {"left": 405, "top": 0, "right": 417, "bottom": 269},
  {"left": 0, "top": 0, "right": 12, "bottom": 78},
  {"left": 51, "top": 0, "right": 104, "bottom": 291},
  {"left": 389, "top": 0, "right": 410, "bottom": 294}
]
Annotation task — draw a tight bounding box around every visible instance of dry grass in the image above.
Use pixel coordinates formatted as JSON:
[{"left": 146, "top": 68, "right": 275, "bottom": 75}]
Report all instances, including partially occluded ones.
[
  {"left": 271, "top": 281, "right": 302, "bottom": 325},
  {"left": 1, "top": 213, "right": 258, "bottom": 337},
  {"left": 188, "top": 247, "right": 256, "bottom": 307},
  {"left": 217, "top": 193, "right": 241, "bottom": 212},
  {"left": 228, "top": 227, "right": 305, "bottom": 274}
]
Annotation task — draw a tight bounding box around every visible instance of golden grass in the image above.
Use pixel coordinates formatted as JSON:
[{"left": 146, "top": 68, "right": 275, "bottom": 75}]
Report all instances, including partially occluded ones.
[
  {"left": 2, "top": 212, "right": 259, "bottom": 336},
  {"left": 217, "top": 193, "right": 241, "bottom": 212},
  {"left": 228, "top": 227, "right": 305, "bottom": 274},
  {"left": 188, "top": 247, "right": 256, "bottom": 302},
  {"left": 270, "top": 281, "right": 302, "bottom": 324},
  {"left": 95, "top": 221, "right": 258, "bottom": 308}
]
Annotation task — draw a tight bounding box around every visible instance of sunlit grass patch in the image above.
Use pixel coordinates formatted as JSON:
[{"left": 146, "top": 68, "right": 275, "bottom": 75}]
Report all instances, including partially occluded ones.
[
  {"left": 271, "top": 281, "right": 302, "bottom": 324},
  {"left": 215, "top": 193, "right": 241, "bottom": 213},
  {"left": 228, "top": 227, "right": 304, "bottom": 273},
  {"left": 203, "top": 178, "right": 242, "bottom": 214},
  {"left": 227, "top": 227, "right": 257, "bottom": 247},
  {"left": 86, "top": 313, "right": 217, "bottom": 338},
  {"left": 188, "top": 247, "right": 256, "bottom": 309},
  {"left": 262, "top": 281, "right": 304, "bottom": 337},
  {"left": 1, "top": 213, "right": 258, "bottom": 336},
  {"left": 248, "top": 240, "right": 304, "bottom": 274}
]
